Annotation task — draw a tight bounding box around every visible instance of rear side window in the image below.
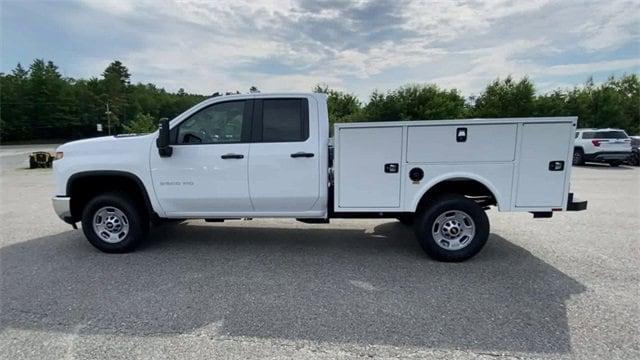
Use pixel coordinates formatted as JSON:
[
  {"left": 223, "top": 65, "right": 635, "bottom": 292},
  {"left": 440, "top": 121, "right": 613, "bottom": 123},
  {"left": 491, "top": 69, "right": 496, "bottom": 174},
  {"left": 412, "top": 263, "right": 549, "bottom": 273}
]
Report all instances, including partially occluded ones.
[
  {"left": 582, "top": 131, "right": 628, "bottom": 139},
  {"left": 260, "top": 99, "right": 309, "bottom": 142},
  {"left": 593, "top": 131, "right": 628, "bottom": 139}
]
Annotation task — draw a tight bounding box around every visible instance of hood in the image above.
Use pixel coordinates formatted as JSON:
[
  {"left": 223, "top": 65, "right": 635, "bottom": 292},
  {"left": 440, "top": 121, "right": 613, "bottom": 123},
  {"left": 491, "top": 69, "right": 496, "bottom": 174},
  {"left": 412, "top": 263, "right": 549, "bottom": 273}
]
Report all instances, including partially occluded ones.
[{"left": 57, "top": 133, "right": 156, "bottom": 155}]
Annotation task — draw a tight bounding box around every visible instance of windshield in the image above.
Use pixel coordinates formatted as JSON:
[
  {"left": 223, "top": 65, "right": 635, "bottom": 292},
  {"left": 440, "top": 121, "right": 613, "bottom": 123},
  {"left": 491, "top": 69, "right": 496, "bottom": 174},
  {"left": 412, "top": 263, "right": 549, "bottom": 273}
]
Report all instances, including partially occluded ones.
[{"left": 582, "top": 131, "right": 628, "bottom": 139}]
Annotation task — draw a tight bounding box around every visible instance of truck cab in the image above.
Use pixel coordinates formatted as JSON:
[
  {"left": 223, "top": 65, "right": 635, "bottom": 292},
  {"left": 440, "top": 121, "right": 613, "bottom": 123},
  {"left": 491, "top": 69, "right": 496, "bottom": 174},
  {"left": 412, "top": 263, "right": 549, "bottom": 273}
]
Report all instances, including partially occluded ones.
[
  {"left": 152, "top": 93, "right": 329, "bottom": 218},
  {"left": 52, "top": 93, "right": 586, "bottom": 262}
]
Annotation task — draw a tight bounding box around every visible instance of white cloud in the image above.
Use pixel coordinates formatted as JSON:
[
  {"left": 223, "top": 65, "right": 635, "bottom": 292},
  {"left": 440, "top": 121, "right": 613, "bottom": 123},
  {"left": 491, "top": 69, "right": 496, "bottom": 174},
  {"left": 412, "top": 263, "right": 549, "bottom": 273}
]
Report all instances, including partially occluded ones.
[
  {"left": 79, "top": 0, "right": 139, "bottom": 15},
  {"left": 52, "top": 0, "right": 640, "bottom": 97},
  {"left": 540, "top": 58, "right": 640, "bottom": 76},
  {"left": 572, "top": 1, "right": 639, "bottom": 51}
]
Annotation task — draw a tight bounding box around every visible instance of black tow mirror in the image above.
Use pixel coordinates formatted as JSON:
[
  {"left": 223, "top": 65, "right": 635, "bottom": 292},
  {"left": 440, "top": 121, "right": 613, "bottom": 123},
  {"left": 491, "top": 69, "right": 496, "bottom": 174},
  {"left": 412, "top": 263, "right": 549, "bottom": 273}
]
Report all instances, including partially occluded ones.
[{"left": 156, "top": 118, "right": 173, "bottom": 157}]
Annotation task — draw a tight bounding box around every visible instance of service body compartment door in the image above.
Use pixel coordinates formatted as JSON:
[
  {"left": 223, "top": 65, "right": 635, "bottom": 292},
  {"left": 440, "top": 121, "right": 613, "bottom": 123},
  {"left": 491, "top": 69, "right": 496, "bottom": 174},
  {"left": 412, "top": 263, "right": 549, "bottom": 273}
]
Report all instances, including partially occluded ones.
[
  {"left": 516, "top": 122, "right": 572, "bottom": 207},
  {"left": 407, "top": 124, "right": 517, "bottom": 163},
  {"left": 337, "top": 126, "right": 402, "bottom": 208}
]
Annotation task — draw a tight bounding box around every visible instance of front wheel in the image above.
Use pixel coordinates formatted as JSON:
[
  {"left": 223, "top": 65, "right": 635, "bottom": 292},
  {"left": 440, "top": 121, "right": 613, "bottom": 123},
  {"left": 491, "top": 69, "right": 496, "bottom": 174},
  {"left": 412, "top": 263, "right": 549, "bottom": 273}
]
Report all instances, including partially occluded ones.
[
  {"left": 81, "top": 192, "right": 148, "bottom": 253},
  {"left": 414, "top": 194, "right": 489, "bottom": 262}
]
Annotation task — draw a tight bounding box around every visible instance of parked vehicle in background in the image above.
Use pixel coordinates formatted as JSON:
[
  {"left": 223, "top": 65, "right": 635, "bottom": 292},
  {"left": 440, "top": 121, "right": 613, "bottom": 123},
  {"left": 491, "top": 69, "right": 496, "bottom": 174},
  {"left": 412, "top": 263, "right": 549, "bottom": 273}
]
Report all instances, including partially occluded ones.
[
  {"left": 29, "top": 151, "right": 54, "bottom": 169},
  {"left": 573, "top": 128, "right": 632, "bottom": 167},
  {"left": 51, "top": 93, "right": 587, "bottom": 262},
  {"left": 625, "top": 136, "right": 640, "bottom": 166}
]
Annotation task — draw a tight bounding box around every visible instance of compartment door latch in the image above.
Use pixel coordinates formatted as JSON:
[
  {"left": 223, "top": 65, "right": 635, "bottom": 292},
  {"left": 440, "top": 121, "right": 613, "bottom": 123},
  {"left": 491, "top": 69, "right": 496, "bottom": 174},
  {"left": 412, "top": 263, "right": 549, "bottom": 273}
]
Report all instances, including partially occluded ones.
[
  {"left": 456, "top": 127, "right": 467, "bottom": 142},
  {"left": 384, "top": 163, "right": 399, "bottom": 173},
  {"left": 548, "top": 161, "right": 565, "bottom": 171}
]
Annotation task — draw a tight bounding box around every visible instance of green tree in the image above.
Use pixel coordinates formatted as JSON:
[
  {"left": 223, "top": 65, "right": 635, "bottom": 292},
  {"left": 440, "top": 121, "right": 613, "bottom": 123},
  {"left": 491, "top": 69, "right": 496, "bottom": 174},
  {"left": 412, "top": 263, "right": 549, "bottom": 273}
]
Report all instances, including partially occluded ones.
[
  {"left": 361, "top": 84, "right": 466, "bottom": 122},
  {"left": 27, "top": 59, "right": 72, "bottom": 138},
  {"left": 594, "top": 75, "right": 639, "bottom": 133},
  {"left": 534, "top": 90, "right": 571, "bottom": 117},
  {"left": 394, "top": 84, "right": 466, "bottom": 120},
  {"left": 123, "top": 113, "right": 157, "bottom": 133},
  {"left": 101, "top": 60, "right": 132, "bottom": 132},
  {"left": 313, "top": 84, "right": 362, "bottom": 126},
  {"left": 1, "top": 58, "right": 638, "bottom": 141},
  {"left": 533, "top": 74, "right": 639, "bottom": 133},
  {"left": 473, "top": 76, "right": 535, "bottom": 118},
  {"left": 0, "top": 63, "right": 31, "bottom": 140},
  {"left": 361, "top": 90, "right": 401, "bottom": 121},
  {"left": 102, "top": 60, "right": 131, "bottom": 87}
]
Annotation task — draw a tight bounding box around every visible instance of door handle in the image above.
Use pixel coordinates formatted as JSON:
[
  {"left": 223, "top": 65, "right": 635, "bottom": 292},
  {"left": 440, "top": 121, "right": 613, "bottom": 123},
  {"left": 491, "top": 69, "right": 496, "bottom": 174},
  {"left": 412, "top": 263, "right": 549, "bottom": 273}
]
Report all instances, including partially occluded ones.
[
  {"left": 221, "top": 153, "right": 244, "bottom": 159},
  {"left": 290, "top": 152, "right": 315, "bottom": 158}
]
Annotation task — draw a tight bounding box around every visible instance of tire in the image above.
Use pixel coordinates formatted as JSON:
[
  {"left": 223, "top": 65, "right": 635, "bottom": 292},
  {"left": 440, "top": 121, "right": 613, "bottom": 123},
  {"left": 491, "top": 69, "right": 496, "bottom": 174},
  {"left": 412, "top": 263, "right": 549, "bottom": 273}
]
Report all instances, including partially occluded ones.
[
  {"left": 572, "top": 149, "right": 584, "bottom": 166},
  {"left": 81, "top": 192, "right": 149, "bottom": 253},
  {"left": 29, "top": 157, "right": 37, "bottom": 169},
  {"left": 413, "top": 194, "right": 489, "bottom": 262},
  {"left": 397, "top": 214, "right": 414, "bottom": 226}
]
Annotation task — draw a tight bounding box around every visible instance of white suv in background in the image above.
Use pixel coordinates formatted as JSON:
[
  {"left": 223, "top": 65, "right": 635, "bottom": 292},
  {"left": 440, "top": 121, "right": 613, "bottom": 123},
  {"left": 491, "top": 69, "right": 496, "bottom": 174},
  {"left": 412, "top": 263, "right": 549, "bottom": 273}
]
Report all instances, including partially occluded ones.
[{"left": 573, "top": 128, "right": 632, "bottom": 167}]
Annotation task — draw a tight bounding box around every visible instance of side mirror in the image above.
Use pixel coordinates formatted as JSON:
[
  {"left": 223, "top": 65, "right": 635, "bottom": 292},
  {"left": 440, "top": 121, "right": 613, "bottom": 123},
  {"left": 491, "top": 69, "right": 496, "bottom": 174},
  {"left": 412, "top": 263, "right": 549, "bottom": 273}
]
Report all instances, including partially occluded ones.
[{"left": 156, "top": 118, "right": 173, "bottom": 157}]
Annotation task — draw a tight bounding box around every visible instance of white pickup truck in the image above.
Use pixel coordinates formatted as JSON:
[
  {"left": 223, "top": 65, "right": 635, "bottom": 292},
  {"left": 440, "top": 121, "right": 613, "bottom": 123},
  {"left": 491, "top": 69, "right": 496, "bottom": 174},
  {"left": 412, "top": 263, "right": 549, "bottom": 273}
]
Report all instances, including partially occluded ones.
[{"left": 52, "top": 93, "right": 587, "bottom": 261}]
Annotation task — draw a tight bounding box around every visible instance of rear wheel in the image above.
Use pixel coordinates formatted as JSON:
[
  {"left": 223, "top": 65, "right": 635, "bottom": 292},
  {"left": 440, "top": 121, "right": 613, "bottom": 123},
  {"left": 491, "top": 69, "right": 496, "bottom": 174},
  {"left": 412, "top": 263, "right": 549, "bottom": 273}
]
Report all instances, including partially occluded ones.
[
  {"left": 414, "top": 194, "right": 489, "bottom": 262},
  {"left": 572, "top": 149, "right": 584, "bottom": 165},
  {"left": 81, "top": 192, "right": 148, "bottom": 253}
]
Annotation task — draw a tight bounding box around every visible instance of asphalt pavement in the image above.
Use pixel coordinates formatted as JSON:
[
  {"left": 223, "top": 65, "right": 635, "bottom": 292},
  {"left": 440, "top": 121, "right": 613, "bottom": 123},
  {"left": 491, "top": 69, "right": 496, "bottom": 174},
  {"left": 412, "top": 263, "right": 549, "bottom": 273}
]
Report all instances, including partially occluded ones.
[{"left": 0, "top": 145, "right": 638, "bottom": 359}]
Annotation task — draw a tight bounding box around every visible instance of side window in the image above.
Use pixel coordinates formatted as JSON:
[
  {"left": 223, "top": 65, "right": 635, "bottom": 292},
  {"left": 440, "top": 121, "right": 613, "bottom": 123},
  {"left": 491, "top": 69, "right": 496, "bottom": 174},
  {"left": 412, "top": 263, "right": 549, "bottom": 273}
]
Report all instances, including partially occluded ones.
[
  {"left": 177, "top": 101, "right": 246, "bottom": 144},
  {"left": 261, "top": 99, "right": 308, "bottom": 142},
  {"left": 582, "top": 132, "right": 595, "bottom": 139}
]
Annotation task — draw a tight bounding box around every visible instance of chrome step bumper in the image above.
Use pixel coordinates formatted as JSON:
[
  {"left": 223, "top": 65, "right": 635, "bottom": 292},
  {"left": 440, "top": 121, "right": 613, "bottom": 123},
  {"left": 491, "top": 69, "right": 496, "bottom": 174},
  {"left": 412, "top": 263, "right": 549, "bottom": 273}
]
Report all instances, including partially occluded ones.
[{"left": 52, "top": 196, "right": 72, "bottom": 222}]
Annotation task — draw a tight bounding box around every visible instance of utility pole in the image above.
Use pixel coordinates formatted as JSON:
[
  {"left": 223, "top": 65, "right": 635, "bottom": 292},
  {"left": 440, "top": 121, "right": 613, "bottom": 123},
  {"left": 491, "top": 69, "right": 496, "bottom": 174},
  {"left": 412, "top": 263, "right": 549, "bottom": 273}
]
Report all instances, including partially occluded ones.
[{"left": 105, "top": 102, "right": 112, "bottom": 135}]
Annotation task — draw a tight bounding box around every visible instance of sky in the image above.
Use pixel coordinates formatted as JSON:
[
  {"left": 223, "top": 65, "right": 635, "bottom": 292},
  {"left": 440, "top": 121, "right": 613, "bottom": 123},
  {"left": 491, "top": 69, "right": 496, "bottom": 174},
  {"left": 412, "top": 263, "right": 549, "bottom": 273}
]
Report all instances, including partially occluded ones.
[{"left": 1, "top": 0, "right": 639, "bottom": 100}]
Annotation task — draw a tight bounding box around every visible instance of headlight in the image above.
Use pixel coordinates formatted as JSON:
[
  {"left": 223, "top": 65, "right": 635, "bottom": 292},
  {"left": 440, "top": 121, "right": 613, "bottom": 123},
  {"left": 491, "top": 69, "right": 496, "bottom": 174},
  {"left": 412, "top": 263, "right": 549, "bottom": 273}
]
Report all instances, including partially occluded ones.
[{"left": 54, "top": 151, "right": 64, "bottom": 160}]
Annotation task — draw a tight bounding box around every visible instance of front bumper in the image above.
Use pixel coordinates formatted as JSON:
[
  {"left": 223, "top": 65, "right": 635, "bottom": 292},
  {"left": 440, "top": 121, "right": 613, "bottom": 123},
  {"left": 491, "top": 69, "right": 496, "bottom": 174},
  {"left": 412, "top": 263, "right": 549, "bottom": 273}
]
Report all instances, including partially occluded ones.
[{"left": 52, "top": 196, "right": 73, "bottom": 223}]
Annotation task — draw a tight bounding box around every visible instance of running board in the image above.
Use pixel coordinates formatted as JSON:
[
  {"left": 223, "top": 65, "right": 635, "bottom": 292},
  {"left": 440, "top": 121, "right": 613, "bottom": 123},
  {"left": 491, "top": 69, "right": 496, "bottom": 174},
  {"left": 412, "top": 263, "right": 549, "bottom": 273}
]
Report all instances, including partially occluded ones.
[{"left": 296, "top": 218, "right": 330, "bottom": 224}]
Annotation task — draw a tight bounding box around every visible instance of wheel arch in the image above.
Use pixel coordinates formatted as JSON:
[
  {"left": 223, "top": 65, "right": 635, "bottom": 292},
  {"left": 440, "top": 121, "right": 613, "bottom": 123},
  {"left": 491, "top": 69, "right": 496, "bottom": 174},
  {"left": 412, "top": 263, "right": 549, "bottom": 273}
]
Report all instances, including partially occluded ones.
[
  {"left": 67, "top": 170, "right": 157, "bottom": 221},
  {"left": 410, "top": 173, "right": 503, "bottom": 213}
]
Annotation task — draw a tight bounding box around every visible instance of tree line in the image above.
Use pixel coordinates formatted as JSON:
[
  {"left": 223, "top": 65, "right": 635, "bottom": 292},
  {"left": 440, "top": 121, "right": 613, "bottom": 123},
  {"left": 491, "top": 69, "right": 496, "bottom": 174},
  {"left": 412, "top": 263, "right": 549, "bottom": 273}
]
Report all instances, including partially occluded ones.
[
  {"left": 316, "top": 74, "right": 639, "bottom": 135},
  {"left": 0, "top": 60, "right": 206, "bottom": 141},
  {"left": 1, "top": 59, "right": 638, "bottom": 142}
]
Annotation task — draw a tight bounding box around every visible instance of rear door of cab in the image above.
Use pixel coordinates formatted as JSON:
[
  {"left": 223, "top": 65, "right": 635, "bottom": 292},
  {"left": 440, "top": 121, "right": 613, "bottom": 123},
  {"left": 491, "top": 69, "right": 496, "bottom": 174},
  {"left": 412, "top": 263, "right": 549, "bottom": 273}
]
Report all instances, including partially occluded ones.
[{"left": 247, "top": 96, "right": 321, "bottom": 213}]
